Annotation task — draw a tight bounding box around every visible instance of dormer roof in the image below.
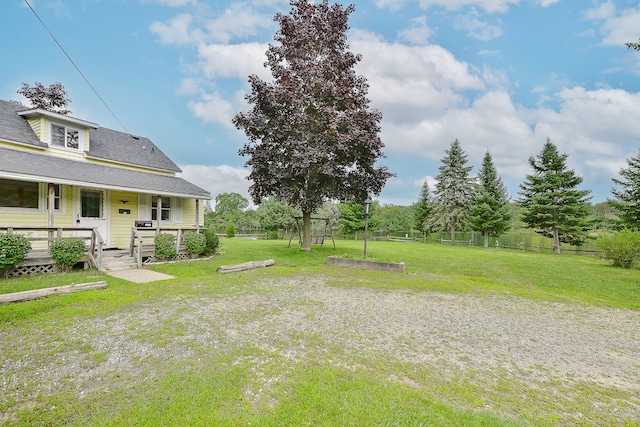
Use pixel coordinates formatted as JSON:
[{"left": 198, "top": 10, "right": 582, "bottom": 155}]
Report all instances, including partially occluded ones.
[{"left": 17, "top": 107, "right": 99, "bottom": 129}]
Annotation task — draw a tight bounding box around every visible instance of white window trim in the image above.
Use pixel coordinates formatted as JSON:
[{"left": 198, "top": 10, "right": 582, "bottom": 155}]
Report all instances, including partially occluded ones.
[
  {"left": 0, "top": 181, "right": 65, "bottom": 214},
  {"left": 40, "top": 183, "right": 66, "bottom": 214},
  {"left": 49, "top": 121, "right": 84, "bottom": 152},
  {"left": 152, "top": 195, "right": 174, "bottom": 223}
]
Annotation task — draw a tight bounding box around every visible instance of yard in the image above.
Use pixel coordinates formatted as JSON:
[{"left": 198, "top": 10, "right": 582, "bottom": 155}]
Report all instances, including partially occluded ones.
[{"left": 0, "top": 239, "right": 638, "bottom": 426}]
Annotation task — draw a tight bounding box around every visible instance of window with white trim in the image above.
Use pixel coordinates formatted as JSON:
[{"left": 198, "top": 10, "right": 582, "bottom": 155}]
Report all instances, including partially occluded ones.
[
  {"left": 0, "top": 180, "right": 62, "bottom": 212},
  {"left": 50, "top": 123, "right": 82, "bottom": 151},
  {"left": 152, "top": 196, "right": 171, "bottom": 221},
  {"left": 0, "top": 179, "right": 38, "bottom": 209},
  {"left": 45, "top": 184, "right": 62, "bottom": 211}
]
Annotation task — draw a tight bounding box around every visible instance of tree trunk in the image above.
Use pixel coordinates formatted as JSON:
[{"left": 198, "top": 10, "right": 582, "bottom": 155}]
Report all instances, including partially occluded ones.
[
  {"left": 552, "top": 227, "right": 560, "bottom": 254},
  {"left": 484, "top": 230, "right": 489, "bottom": 248},
  {"left": 301, "top": 211, "right": 312, "bottom": 252},
  {"left": 450, "top": 224, "right": 456, "bottom": 245}
]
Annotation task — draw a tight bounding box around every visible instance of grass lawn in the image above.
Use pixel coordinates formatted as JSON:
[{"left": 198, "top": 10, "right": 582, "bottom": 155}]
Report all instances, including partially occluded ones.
[{"left": 0, "top": 238, "right": 638, "bottom": 426}]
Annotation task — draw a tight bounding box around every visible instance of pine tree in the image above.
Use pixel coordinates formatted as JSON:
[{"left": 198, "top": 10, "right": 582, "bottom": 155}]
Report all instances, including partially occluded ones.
[
  {"left": 413, "top": 180, "right": 434, "bottom": 240},
  {"left": 518, "top": 138, "right": 592, "bottom": 254},
  {"left": 468, "top": 151, "right": 511, "bottom": 247},
  {"left": 608, "top": 147, "right": 640, "bottom": 230},
  {"left": 233, "top": 0, "right": 392, "bottom": 251},
  {"left": 429, "top": 139, "right": 474, "bottom": 244}
]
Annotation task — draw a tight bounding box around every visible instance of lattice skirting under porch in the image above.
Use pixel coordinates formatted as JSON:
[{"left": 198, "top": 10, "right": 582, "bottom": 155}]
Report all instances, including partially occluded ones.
[{"left": 8, "top": 264, "right": 56, "bottom": 277}]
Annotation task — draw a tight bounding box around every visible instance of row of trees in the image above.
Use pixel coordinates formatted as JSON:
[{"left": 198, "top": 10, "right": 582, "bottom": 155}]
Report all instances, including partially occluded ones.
[{"left": 413, "top": 138, "right": 593, "bottom": 254}]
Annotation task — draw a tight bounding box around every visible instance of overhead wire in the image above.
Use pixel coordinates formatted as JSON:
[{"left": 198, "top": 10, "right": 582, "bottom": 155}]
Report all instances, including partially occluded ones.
[{"left": 23, "top": 0, "right": 131, "bottom": 134}]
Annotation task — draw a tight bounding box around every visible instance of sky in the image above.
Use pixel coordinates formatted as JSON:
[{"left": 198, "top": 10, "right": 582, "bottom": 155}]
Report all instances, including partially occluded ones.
[{"left": 2, "top": 0, "right": 640, "bottom": 208}]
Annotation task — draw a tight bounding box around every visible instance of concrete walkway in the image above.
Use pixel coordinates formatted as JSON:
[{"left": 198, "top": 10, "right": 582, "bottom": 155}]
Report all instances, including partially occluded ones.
[{"left": 105, "top": 268, "right": 176, "bottom": 284}]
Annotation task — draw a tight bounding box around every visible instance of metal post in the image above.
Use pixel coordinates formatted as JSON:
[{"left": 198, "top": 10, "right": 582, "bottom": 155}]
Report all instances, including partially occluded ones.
[{"left": 363, "top": 198, "right": 371, "bottom": 258}]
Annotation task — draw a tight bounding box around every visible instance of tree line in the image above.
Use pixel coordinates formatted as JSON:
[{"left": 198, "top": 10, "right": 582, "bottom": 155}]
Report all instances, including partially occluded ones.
[{"left": 207, "top": 136, "right": 639, "bottom": 256}]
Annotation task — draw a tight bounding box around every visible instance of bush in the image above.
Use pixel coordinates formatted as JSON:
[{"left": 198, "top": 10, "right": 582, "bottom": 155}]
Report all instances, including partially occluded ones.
[
  {"left": 267, "top": 230, "right": 280, "bottom": 240},
  {"left": 204, "top": 228, "right": 220, "bottom": 255},
  {"left": 226, "top": 223, "right": 236, "bottom": 238},
  {"left": 183, "top": 232, "right": 206, "bottom": 257},
  {"left": 596, "top": 230, "right": 640, "bottom": 269},
  {"left": 154, "top": 233, "right": 176, "bottom": 261},
  {"left": 50, "top": 238, "right": 86, "bottom": 273},
  {"left": 0, "top": 233, "right": 32, "bottom": 278}
]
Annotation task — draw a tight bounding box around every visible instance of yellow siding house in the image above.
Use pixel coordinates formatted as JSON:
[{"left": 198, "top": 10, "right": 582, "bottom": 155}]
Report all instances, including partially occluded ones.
[{"left": 0, "top": 99, "right": 211, "bottom": 266}]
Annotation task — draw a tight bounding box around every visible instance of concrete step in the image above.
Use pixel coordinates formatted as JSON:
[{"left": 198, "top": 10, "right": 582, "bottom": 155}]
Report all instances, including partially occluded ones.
[{"left": 101, "top": 250, "right": 139, "bottom": 271}]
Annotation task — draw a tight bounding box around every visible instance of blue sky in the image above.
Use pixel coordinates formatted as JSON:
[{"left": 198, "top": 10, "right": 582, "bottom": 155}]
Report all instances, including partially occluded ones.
[{"left": 2, "top": 0, "right": 640, "bottom": 207}]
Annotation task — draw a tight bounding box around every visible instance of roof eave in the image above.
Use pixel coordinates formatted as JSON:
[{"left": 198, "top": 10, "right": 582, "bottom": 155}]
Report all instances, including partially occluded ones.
[{"left": 17, "top": 108, "right": 99, "bottom": 129}]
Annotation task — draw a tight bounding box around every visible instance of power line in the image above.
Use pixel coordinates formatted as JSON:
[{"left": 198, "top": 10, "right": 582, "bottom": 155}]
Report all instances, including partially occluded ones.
[{"left": 23, "top": 0, "right": 130, "bottom": 134}]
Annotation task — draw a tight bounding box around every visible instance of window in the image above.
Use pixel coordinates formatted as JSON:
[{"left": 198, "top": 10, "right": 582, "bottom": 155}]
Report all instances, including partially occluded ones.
[
  {"left": 51, "top": 123, "right": 81, "bottom": 150},
  {"left": 45, "top": 184, "right": 61, "bottom": 211},
  {"left": 152, "top": 196, "right": 171, "bottom": 221},
  {"left": 81, "top": 190, "right": 103, "bottom": 218},
  {"left": 0, "top": 179, "right": 38, "bottom": 208}
]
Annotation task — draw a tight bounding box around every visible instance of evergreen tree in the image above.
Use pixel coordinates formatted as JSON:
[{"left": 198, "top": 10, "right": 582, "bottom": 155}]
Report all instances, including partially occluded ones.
[
  {"left": 468, "top": 151, "right": 511, "bottom": 247},
  {"left": 233, "top": 0, "right": 392, "bottom": 251},
  {"left": 518, "top": 138, "right": 592, "bottom": 254},
  {"left": 429, "top": 139, "right": 474, "bottom": 244},
  {"left": 608, "top": 147, "right": 640, "bottom": 230},
  {"left": 413, "top": 180, "right": 434, "bottom": 239}
]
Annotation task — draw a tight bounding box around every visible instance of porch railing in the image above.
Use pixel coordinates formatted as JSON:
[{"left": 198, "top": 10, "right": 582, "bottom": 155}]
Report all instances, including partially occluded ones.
[
  {"left": 129, "top": 227, "right": 202, "bottom": 265},
  {"left": 0, "top": 226, "right": 104, "bottom": 271}
]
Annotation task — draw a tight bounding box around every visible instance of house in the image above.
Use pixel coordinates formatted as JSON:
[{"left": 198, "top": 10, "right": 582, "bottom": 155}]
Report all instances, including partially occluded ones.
[{"left": 0, "top": 98, "right": 211, "bottom": 271}]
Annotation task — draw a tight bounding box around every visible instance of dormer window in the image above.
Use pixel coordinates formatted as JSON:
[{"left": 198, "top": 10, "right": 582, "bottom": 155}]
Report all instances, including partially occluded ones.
[{"left": 50, "top": 123, "right": 83, "bottom": 151}]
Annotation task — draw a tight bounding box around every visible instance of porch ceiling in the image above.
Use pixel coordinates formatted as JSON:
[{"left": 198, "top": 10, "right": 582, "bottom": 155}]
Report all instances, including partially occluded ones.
[{"left": 0, "top": 146, "right": 211, "bottom": 199}]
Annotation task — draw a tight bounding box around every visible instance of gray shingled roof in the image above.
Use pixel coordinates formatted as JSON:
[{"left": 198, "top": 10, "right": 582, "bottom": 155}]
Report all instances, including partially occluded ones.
[
  {"left": 0, "top": 98, "right": 209, "bottom": 198},
  {"left": 88, "top": 127, "right": 182, "bottom": 173},
  {"left": 0, "top": 99, "right": 47, "bottom": 148},
  {"left": 0, "top": 99, "right": 182, "bottom": 172},
  {"left": 0, "top": 146, "right": 211, "bottom": 199}
]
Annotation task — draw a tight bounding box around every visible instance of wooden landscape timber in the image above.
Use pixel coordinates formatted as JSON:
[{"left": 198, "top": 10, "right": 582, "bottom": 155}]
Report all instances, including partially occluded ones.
[
  {"left": 216, "top": 259, "right": 275, "bottom": 274},
  {"left": 0, "top": 281, "right": 107, "bottom": 304}
]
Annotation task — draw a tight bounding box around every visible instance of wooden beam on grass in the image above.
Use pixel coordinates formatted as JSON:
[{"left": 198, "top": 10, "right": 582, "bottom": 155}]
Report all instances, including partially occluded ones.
[
  {"left": 0, "top": 281, "right": 107, "bottom": 304},
  {"left": 216, "top": 259, "right": 275, "bottom": 274}
]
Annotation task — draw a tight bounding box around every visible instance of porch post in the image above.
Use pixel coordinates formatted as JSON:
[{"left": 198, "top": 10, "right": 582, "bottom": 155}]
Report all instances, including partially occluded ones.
[
  {"left": 156, "top": 195, "right": 162, "bottom": 236},
  {"left": 47, "top": 183, "right": 55, "bottom": 226},
  {"left": 48, "top": 183, "right": 55, "bottom": 248},
  {"left": 195, "top": 199, "right": 200, "bottom": 230}
]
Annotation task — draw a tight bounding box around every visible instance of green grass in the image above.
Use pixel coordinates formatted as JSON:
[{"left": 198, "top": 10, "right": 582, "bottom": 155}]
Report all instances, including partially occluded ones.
[{"left": 0, "top": 238, "right": 638, "bottom": 426}]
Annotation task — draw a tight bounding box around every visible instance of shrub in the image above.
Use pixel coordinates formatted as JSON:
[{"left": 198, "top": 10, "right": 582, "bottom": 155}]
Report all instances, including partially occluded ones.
[
  {"left": 154, "top": 233, "right": 176, "bottom": 261},
  {"left": 596, "top": 230, "right": 640, "bottom": 269},
  {"left": 50, "top": 238, "right": 86, "bottom": 273},
  {"left": 226, "top": 223, "right": 236, "bottom": 238},
  {"left": 204, "top": 228, "right": 220, "bottom": 255},
  {"left": 267, "top": 230, "right": 279, "bottom": 240},
  {"left": 183, "top": 232, "right": 206, "bottom": 257},
  {"left": 0, "top": 233, "right": 32, "bottom": 278}
]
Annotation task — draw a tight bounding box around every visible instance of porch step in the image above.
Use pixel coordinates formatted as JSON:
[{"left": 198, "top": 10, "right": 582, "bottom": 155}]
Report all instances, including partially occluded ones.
[{"left": 101, "top": 249, "right": 139, "bottom": 271}]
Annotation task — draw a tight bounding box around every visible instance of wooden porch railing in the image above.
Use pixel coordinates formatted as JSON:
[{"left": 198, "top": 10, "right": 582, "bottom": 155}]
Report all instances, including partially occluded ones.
[
  {"left": 129, "top": 227, "right": 202, "bottom": 266},
  {"left": 0, "top": 226, "right": 104, "bottom": 270}
]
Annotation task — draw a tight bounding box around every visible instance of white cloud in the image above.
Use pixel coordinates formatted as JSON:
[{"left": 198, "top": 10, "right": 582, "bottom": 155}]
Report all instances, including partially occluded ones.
[
  {"left": 187, "top": 91, "right": 237, "bottom": 128},
  {"left": 178, "top": 164, "right": 252, "bottom": 205},
  {"left": 584, "top": 2, "right": 640, "bottom": 47},
  {"left": 535, "top": 0, "right": 560, "bottom": 6},
  {"left": 197, "top": 42, "right": 271, "bottom": 80},
  {"left": 454, "top": 8, "right": 504, "bottom": 41},
  {"left": 398, "top": 16, "right": 434, "bottom": 44},
  {"left": 142, "top": 0, "right": 197, "bottom": 6},
  {"left": 413, "top": 176, "right": 437, "bottom": 191},
  {"left": 418, "top": 0, "right": 518, "bottom": 13},
  {"left": 150, "top": 13, "right": 205, "bottom": 45},
  {"left": 203, "top": 3, "right": 274, "bottom": 44}
]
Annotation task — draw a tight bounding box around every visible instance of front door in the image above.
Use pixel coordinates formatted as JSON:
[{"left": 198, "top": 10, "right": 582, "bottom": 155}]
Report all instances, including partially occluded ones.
[{"left": 76, "top": 189, "right": 109, "bottom": 247}]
